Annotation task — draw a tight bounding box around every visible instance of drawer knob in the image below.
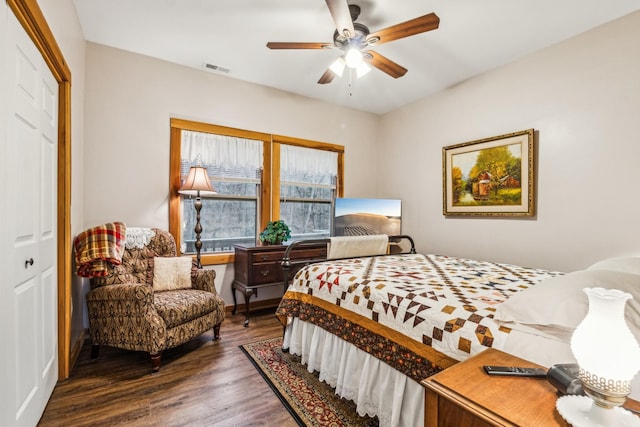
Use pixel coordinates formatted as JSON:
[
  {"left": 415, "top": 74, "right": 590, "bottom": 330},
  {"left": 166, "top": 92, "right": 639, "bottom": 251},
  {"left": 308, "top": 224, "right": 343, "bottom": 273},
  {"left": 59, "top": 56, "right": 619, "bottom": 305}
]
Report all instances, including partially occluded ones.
[
  {"left": 261, "top": 255, "right": 269, "bottom": 261},
  {"left": 260, "top": 269, "right": 269, "bottom": 276}
]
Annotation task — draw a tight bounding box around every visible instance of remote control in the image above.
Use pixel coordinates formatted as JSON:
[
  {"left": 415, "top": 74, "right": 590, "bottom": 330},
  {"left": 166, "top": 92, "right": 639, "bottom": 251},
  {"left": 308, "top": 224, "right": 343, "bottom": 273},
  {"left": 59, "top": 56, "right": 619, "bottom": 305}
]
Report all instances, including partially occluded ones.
[{"left": 483, "top": 365, "right": 548, "bottom": 378}]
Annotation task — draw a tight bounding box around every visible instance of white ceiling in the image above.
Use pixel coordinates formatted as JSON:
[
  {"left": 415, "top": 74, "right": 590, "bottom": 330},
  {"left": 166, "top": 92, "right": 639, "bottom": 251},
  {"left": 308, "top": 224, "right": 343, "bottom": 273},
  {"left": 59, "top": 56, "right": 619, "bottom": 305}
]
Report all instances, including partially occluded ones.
[{"left": 72, "top": 0, "right": 640, "bottom": 115}]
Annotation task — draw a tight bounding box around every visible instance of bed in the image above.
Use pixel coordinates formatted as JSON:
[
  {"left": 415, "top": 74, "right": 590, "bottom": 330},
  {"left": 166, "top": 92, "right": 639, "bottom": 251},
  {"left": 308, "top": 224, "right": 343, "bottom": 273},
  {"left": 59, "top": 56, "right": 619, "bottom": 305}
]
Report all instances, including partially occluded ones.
[{"left": 276, "top": 237, "right": 640, "bottom": 426}]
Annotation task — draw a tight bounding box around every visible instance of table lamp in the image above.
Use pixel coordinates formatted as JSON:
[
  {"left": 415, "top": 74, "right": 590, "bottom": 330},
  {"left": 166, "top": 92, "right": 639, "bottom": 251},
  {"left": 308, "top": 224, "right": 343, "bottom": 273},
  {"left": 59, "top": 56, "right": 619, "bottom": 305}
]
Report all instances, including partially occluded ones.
[{"left": 556, "top": 287, "right": 640, "bottom": 426}]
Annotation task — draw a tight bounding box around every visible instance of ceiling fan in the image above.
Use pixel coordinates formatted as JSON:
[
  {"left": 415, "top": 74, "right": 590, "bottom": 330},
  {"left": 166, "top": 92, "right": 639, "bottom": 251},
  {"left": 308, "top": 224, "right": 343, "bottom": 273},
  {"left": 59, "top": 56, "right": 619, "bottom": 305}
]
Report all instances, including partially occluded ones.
[{"left": 266, "top": 0, "right": 440, "bottom": 84}]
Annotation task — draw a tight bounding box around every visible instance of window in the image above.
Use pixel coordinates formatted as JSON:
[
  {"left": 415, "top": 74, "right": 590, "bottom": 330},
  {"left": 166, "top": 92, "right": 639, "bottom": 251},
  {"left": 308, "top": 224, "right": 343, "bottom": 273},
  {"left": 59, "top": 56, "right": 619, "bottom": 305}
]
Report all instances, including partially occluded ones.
[
  {"left": 180, "top": 130, "right": 263, "bottom": 253},
  {"left": 169, "top": 119, "right": 344, "bottom": 265},
  {"left": 279, "top": 144, "right": 337, "bottom": 242}
]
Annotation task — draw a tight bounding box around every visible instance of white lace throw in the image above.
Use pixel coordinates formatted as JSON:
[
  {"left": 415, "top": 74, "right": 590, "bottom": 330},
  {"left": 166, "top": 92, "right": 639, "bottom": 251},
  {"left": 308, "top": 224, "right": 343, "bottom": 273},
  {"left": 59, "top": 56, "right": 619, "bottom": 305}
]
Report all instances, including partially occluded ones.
[{"left": 125, "top": 227, "right": 156, "bottom": 249}]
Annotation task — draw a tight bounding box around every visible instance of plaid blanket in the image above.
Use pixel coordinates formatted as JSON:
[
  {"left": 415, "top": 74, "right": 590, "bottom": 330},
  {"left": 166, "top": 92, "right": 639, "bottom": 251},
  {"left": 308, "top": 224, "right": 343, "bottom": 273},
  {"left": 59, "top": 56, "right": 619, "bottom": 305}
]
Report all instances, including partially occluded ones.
[{"left": 74, "top": 222, "right": 127, "bottom": 277}]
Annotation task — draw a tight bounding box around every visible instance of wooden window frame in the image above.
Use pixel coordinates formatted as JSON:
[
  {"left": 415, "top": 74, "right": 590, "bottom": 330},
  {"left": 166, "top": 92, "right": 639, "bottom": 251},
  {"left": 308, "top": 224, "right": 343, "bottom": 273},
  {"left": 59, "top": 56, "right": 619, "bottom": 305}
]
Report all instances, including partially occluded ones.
[{"left": 169, "top": 118, "right": 344, "bottom": 265}]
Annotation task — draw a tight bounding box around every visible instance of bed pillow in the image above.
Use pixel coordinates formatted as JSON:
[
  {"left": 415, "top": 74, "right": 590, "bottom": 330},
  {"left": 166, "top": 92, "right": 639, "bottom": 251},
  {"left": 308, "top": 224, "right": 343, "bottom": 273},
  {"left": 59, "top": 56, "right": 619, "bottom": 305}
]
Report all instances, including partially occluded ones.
[
  {"left": 153, "top": 256, "right": 192, "bottom": 291},
  {"left": 493, "top": 269, "right": 640, "bottom": 336},
  {"left": 586, "top": 256, "right": 640, "bottom": 275}
]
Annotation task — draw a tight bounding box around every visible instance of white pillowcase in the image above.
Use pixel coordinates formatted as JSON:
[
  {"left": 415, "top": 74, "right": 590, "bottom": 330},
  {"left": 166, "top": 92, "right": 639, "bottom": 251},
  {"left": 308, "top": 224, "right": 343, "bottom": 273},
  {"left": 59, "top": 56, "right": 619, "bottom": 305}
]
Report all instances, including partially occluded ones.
[
  {"left": 153, "top": 256, "right": 193, "bottom": 291},
  {"left": 493, "top": 269, "right": 640, "bottom": 339},
  {"left": 587, "top": 256, "right": 640, "bottom": 275}
]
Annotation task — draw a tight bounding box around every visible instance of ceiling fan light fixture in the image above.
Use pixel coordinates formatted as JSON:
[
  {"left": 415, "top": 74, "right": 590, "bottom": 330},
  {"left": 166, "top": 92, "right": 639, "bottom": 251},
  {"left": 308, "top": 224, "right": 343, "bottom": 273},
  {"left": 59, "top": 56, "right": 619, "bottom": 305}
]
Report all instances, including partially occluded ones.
[
  {"left": 329, "top": 57, "right": 346, "bottom": 77},
  {"left": 344, "top": 47, "right": 363, "bottom": 68},
  {"left": 266, "top": 3, "right": 440, "bottom": 85},
  {"left": 356, "top": 62, "right": 371, "bottom": 78}
]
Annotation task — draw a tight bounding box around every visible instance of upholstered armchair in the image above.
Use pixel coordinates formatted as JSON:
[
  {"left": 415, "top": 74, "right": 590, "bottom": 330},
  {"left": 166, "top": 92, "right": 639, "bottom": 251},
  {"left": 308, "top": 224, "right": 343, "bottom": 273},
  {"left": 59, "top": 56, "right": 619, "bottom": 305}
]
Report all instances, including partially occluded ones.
[{"left": 86, "top": 228, "right": 225, "bottom": 372}]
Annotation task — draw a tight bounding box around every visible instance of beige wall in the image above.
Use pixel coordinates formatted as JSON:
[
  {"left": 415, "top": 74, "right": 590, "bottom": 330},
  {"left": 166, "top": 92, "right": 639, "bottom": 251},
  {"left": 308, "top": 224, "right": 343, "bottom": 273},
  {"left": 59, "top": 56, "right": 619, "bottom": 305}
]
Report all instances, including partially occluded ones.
[
  {"left": 83, "top": 42, "right": 380, "bottom": 302},
  {"left": 380, "top": 11, "right": 640, "bottom": 272},
  {"left": 40, "top": 2, "right": 640, "bottom": 309}
]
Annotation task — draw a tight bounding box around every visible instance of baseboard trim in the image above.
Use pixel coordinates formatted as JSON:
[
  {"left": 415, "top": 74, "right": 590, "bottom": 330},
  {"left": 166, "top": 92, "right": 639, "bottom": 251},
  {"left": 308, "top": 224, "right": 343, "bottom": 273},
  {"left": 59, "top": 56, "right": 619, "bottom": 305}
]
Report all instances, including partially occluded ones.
[
  {"left": 67, "top": 329, "right": 86, "bottom": 375},
  {"left": 225, "top": 297, "right": 281, "bottom": 315}
]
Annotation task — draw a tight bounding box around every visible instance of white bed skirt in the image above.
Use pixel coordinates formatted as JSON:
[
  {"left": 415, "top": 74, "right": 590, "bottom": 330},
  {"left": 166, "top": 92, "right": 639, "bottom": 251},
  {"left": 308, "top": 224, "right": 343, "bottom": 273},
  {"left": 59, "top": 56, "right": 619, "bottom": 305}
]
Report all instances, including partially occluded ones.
[{"left": 283, "top": 318, "right": 425, "bottom": 427}]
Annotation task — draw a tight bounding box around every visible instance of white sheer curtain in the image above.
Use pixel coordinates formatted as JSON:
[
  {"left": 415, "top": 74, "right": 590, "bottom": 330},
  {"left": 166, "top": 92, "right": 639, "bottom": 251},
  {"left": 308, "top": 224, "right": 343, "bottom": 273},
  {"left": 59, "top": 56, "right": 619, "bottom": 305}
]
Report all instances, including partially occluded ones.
[
  {"left": 280, "top": 144, "right": 337, "bottom": 186},
  {"left": 279, "top": 144, "right": 336, "bottom": 239},
  {"left": 181, "top": 130, "right": 262, "bottom": 181}
]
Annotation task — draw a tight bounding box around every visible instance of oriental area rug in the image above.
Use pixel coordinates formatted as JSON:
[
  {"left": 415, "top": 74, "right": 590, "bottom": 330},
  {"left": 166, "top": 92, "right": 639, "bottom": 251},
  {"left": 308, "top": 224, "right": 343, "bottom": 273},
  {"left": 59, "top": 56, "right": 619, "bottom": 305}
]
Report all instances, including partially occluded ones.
[{"left": 240, "top": 337, "right": 378, "bottom": 427}]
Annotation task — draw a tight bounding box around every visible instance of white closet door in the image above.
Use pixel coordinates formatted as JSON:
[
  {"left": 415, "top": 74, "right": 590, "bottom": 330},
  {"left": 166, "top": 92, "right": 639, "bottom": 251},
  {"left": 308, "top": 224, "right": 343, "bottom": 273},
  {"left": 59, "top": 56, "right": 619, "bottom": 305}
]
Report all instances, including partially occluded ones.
[
  {"left": 1, "top": 4, "right": 59, "bottom": 426},
  {"left": 0, "top": 2, "right": 11, "bottom": 421}
]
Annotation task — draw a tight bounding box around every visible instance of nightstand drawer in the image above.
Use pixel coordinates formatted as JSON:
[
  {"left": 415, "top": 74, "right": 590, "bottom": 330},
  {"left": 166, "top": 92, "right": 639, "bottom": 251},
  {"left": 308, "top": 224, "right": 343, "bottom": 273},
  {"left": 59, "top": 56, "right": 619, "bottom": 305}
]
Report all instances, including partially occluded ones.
[
  {"left": 249, "top": 263, "right": 282, "bottom": 284},
  {"left": 252, "top": 251, "right": 284, "bottom": 263},
  {"left": 250, "top": 246, "right": 327, "bottom": 263}
]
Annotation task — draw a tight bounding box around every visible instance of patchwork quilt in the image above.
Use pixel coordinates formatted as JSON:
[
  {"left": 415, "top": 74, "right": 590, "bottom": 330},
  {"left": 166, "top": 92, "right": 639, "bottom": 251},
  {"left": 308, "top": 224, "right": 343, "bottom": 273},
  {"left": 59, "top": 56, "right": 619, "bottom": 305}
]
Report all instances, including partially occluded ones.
[{"left": 276, "top": 253, "right": 561, "bottom": 382}]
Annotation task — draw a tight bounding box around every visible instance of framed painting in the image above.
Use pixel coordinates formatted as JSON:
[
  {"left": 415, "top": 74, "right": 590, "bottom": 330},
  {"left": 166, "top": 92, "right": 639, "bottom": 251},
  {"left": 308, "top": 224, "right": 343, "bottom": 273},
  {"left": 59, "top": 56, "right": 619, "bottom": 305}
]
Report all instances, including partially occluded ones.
[{"left": 443, "top": 129, "right": 535, "bottom": 217}]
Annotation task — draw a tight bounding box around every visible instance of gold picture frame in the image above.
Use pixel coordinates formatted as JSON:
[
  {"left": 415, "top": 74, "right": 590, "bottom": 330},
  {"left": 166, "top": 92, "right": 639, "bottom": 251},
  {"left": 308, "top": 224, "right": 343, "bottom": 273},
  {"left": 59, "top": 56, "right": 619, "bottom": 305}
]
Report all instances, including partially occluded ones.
[{"left": 443, "top": 129, "right": 535, "bottom": 217}]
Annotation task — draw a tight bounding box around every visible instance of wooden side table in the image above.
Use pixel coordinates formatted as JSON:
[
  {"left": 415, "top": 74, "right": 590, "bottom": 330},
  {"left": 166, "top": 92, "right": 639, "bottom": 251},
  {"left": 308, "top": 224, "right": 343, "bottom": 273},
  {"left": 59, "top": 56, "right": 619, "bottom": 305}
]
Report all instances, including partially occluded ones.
[
  {"left": 232, "top": 243, "right": 327, "bottom": 326},
  {"left": 421, "top": 348, "right": 640, "bottom": 427}
]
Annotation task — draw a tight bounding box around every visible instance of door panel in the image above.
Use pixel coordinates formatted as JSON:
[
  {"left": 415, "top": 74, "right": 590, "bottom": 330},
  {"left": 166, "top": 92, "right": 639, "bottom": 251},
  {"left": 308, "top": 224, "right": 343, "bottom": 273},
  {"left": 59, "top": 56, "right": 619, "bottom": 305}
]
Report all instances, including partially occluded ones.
[
  {"left": 42, "top": 268, "right": 57, "bottom": 373},
  {"left": 2, "top": 5, "right": 59, "bottom": 426},
  {"left": 14, "top": 116, "right": 38, "bottom": 241},
  {"left": 14, "top": 279, "right": 38, "bottom": 420}
]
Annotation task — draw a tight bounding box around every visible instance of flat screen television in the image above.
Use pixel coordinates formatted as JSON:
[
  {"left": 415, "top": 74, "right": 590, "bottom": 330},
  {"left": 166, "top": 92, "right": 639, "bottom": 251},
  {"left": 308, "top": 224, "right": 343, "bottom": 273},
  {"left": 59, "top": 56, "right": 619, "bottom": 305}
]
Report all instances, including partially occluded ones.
[{"left": 333, "top": 198, "right": 402, "bottom": 236}]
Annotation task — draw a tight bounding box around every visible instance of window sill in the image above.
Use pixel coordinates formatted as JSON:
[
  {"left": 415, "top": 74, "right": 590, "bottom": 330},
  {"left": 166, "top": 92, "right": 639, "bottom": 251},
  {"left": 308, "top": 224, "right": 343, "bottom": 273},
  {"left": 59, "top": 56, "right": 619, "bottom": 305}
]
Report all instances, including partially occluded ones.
[{"left": 185, "top": 252, "right": 235, "bottom": 266}]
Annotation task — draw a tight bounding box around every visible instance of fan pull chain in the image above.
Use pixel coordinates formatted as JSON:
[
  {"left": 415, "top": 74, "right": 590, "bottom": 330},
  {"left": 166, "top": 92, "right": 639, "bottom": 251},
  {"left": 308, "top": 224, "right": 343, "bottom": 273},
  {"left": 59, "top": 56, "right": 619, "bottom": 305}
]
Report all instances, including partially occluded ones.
[{"left": 349, "top": 68, "right": 353, "bottom": 96}]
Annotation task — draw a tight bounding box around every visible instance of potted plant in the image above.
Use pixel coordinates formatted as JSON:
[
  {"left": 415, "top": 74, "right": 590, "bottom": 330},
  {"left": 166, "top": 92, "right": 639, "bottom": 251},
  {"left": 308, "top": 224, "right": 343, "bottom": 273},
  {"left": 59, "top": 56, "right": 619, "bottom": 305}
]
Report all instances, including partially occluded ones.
[{"left": 259, "top": 220, "right": 291, "bottom": 245}]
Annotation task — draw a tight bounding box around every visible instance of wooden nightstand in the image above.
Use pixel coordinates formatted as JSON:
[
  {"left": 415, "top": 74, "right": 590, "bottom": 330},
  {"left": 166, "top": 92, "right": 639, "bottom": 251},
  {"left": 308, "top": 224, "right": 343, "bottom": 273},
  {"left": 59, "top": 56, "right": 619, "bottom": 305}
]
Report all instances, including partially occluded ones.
[
  {"left": 232, "top": 243, "right": 327, "bottom": 326},
  {"left": 421, "top": 348, "right": 640, "bottom": 427}
]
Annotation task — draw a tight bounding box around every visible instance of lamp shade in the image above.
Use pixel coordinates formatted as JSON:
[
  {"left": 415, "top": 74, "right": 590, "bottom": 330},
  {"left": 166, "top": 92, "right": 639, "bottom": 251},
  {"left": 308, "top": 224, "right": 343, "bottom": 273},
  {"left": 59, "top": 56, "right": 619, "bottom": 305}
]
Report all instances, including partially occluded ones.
[
  {"left": 556, "top": 287, "right": 640, "bottom": 426},
  {"left": 571, "top": 287, "right": 640, "bottom": 387},
  {"left": 329, "top": 56, "right": 346, "bottom": 77},
  {"left": 345, "top": 47, "right": 363, "bottom": 68},
  {"left": 356, "top": 62, "right": 371, "bottom": 78},
  {"left": 178, "top": 166, "right": 216, "bottom": 196}
]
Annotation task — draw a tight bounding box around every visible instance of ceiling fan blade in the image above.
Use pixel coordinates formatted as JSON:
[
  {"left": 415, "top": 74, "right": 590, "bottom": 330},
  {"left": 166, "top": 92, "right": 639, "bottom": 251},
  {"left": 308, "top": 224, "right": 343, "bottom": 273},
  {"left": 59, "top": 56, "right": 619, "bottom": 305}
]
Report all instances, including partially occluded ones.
[
  {"left": 325, "top": 0, "right": 355, "bottom": 38},
  {"left": 267, "top": 42, "right": 332, "bottom": 50},
  {"left": 364, "top": 51, "right": 407, "bottom": 78},
  {"left": 367, "top": 13, "right": 440, "bottom": 46},
  {"left": 317, "top": 68, "right": 337, "bottom": 84}
]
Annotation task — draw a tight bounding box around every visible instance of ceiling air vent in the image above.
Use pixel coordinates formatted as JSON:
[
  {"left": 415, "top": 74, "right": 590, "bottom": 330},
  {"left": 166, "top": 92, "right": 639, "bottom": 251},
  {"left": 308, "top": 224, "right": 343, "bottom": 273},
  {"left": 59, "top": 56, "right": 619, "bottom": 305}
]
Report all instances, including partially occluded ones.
[{"left": 204, "top": 63, "right": 230, "bottom": 73}]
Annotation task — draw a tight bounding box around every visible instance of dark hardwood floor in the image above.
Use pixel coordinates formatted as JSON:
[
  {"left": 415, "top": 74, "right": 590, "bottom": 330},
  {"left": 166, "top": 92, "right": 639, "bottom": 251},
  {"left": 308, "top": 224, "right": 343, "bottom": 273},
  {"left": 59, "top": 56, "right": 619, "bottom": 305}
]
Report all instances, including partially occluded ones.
[{"left": 39, "top": 308, "right": 297, "bottom": 427}]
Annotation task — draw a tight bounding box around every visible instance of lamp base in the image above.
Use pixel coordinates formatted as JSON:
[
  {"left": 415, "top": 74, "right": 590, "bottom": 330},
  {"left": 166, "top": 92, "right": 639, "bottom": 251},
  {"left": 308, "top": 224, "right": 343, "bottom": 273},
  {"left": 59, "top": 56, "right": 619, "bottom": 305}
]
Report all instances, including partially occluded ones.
[{"left": 556, "top": 395, "right": 640, "bottom": 427}]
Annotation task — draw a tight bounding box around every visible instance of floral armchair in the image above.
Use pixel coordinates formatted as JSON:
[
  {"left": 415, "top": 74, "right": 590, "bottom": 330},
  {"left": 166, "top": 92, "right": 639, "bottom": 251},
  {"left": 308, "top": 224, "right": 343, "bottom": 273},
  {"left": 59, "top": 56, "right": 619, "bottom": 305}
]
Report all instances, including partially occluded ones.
[{"left": 86, "top": 228, "right": 225, "bottom": 372}]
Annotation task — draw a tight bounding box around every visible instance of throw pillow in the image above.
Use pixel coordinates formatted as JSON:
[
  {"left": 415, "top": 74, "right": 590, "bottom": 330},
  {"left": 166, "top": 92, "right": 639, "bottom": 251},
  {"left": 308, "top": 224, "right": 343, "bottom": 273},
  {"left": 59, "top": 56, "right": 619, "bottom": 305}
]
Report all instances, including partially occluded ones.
[
  {"left": 153, "top": 256, "right": 192, "bottom": 291},
  {"left": 493, "top": 269, "right": 640, "bottom": 337},
  {"left": 587, "top": 256, "right": 640, "bottom": 275}
]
